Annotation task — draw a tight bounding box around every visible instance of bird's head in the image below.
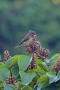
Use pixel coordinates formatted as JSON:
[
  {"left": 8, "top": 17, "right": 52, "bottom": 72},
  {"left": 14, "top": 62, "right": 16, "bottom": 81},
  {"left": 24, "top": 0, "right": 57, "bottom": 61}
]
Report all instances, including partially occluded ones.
[{"left": 29, "top": 30, "right": 36, "bottom": 40}]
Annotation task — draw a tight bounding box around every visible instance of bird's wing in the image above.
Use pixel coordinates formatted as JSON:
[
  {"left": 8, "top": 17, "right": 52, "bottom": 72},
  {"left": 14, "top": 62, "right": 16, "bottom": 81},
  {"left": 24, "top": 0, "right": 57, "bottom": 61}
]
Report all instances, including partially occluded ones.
[
  {"left": 19, "top": 33, "right": 30, "bottom": 45},
  {"left": 19, "top": 37, "right": 29, "bottom": 45}
]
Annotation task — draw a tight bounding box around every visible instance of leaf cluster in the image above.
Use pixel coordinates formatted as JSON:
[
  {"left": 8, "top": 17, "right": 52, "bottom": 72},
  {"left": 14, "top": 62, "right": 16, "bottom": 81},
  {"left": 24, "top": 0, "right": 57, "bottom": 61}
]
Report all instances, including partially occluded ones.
[{"left": 0, "top": 53, "right": 60, "bottom": 90}]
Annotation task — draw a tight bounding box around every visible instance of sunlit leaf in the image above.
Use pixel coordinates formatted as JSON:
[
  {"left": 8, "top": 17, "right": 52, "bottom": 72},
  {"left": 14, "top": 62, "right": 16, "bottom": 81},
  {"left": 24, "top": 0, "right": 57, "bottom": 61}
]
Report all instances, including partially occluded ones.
[
  {"left": 13, "top": 55, "right": 20, "bottom": 65},
  {"left": 32, "top": 66, "right": 46, "bottom": 74},
  {"left": 0, "top": 65, "right": 5, "bottom": 69},
  {"left": 36, "top": 59, "right": 48, "bottom": 72}
]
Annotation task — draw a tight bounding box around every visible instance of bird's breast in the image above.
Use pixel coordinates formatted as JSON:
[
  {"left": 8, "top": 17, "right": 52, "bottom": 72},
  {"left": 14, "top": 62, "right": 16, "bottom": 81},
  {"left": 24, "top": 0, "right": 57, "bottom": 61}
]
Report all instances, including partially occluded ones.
[{"left": 23, "top": 37, "right": 33, "bottom": 47}]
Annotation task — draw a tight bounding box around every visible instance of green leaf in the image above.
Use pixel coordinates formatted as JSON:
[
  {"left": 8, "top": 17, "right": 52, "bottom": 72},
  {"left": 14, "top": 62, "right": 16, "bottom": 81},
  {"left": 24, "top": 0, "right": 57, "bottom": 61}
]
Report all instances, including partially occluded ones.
[
  {"left": 47, "top": 72, "right": 56, "bottom": 75},
  {"left": 36, "top": 75, "right": 49, "bottom": 89},
  {"left": 0, "top": 81, "right": 6, "bottom": 88},
  {"left": 0, "top": 65, "right": 5, "bottom": 69},
  {"left": 19, "top": 71, "right": 36, "bottom": 85},
  {"left": 36, "top": 59, "right": 42, "bottom": 65},
  {"left": 0, "top": 68, "right": 10, "bottom": 82},
  {"left": 0, "top": 62, "right": 5, "bottom": 69},
  {"left": 18, "top": 55, "right": 32, "bottom": 71},
  {"left": 36, "top": 59, "right": 48, "bottom": 72},
  {"left": 50, "top": 54, "right": 60, "bottom": 61},
  {"left": 5, "top": 55, "right": 21, "bottom": 70},
  {"left": 17, "top": 81, "right": 24, "bottom": 88},
  {"left": 5, "top": 57, "right": 14, "bottom": 70},
  {"left": 47, "top": 72, "right": 60, "bottom": 84},
  {"left": 0, "top": 62, "right": 4, "bottom": 65},
  {"left": 22, "top": 86, "right": 33, "bottom": 90},
  {"left": 37, "top": 75, "right": 49, "bottom": 86},
  {"left": 13, "top": 55, "right": 20, "bottom": 65},
  {"left": 47, "top": 72, "right": 57, "bottom": 84},
  {"left": 49, "top": 54, "right": 60, "bottom": 70},
  {"left": 33, "top": 66, "right": 45, "bottom": 73},
  {"left": 32, "top": 66, "right": 46, "bottom": 75}
]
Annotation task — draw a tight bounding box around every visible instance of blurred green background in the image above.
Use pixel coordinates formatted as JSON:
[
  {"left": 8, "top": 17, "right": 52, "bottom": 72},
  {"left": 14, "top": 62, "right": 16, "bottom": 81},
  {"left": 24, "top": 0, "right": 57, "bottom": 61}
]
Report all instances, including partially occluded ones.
[{"left": 0, "top": 0, "right": 60, "bottom": 56}]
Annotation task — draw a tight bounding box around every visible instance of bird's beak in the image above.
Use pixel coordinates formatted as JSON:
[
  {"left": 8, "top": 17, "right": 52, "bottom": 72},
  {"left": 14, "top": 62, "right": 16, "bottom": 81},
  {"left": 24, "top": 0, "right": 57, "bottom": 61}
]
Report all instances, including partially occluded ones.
[{"left": 33, "top": 35, "right": 36, "bottom": 40}]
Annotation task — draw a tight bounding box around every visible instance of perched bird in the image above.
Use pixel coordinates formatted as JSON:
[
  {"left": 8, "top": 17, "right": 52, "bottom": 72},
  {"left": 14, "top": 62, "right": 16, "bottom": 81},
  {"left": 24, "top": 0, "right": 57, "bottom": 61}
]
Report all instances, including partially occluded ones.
[
  {"left": 15, "top": 30, "right": 36, "bottom": 49},
  {"left": 15, "top": 30, "right": 50, "bottom": 61}
]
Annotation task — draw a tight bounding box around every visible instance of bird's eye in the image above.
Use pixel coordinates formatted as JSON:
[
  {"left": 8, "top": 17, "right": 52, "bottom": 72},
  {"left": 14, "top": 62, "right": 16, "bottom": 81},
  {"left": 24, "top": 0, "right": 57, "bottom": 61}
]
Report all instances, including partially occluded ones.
[{"left": 31, "top": 33, "right": 35, "bottom": 36}]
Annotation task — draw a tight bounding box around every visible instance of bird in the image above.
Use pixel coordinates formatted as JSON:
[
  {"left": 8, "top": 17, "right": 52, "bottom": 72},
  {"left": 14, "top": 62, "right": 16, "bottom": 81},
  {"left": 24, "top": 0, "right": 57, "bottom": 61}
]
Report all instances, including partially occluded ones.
[{"left": 15, "top": 30, "right": 36, "bottom": 49}]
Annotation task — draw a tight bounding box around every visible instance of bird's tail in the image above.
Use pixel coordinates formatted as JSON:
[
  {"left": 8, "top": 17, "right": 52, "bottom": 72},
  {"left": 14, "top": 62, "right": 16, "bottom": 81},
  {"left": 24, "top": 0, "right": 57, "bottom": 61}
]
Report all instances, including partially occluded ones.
[
  {"left": 14, "top": 41, "right": 23, "bottom": 50},
  {"left": 14, "top": 45, "right": 20, "bottom": 49}
]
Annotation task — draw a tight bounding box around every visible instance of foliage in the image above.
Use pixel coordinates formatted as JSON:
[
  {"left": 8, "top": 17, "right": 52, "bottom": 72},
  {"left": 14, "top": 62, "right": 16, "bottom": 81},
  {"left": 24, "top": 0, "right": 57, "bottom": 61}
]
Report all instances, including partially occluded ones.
[
  {"left": 0, "top": 0, "right": 60, "bottom": 89},
  {"left": 0, "top": 53, "right": 60, "bottom": 90},
  {"left": 0, "top": 0, "right": 60, "bottom": 55}
]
